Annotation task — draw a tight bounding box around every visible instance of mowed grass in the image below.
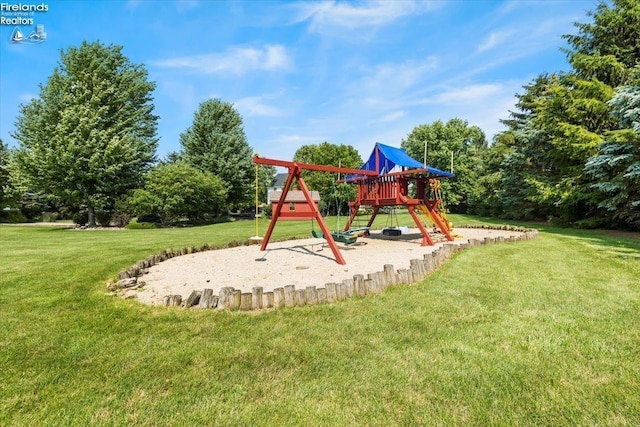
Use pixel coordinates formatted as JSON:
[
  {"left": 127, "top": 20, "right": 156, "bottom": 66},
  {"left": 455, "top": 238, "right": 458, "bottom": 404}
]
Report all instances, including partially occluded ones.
[{"left": 1, "top": 216, "right": 639, "bottom": 426}]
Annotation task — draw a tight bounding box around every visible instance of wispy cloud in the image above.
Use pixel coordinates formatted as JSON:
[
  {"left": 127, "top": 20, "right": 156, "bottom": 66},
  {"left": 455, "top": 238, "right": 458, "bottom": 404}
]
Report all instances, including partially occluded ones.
[
  {"left": 379, "top": 111, "right": 405, "bottom": 123},
  {"left": 428, "top": 84, "right": 503, "bottom": 105},
  {"left": 274, "top": 133, "right": 331, "bottom": 147},
  {"left": 294, "top": 0, "right": 438, "bottom": 32},
  {"left": 347, "top": 57, "right": 439, "bottom": 109},
  {"left": 476, "top": 30, "right": 515, "bottom": 54},
  {"left": 234, "top": 94, "right": 284, "bottom": 117},
  {"left": 152, "top": 45, "right": 292, "bottom": 75}
]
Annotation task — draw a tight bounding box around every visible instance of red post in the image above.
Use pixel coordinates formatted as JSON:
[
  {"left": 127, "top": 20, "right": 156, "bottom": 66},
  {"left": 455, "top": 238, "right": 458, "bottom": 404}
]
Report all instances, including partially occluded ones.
[{"left": 407, "top": 205, "right": 434, "bottom": 246}]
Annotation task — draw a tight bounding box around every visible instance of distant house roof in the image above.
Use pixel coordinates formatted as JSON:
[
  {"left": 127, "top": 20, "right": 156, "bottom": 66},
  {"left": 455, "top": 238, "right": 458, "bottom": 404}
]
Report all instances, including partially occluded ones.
[
  {"left": 271, "top": 173, "right": 288, "bottom": 188},
  {"left": 269, "top": 190, "right": 320, "bottom": 203}
]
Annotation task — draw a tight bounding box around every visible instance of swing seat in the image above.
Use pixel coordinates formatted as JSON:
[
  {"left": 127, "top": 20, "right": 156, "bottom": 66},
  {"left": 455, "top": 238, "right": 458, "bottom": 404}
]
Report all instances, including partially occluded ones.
[
  {"left": 331, "top": 232, "right": 358, "bottom": 245},
  {"left": 344, "top": 227, "right": 370, "bottom": 237},
  {"left": 313, "top": 229, "right": 357, "bottom": 244},
  {"left": 382, "top": 227, "right": 402, "bottom": 236}
]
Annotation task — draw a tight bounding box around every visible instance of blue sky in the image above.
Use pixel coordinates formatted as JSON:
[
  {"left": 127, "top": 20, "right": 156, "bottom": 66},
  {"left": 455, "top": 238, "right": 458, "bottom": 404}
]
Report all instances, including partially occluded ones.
[{"left": 1, "top": 0, "right": 596, "bottom": 162}]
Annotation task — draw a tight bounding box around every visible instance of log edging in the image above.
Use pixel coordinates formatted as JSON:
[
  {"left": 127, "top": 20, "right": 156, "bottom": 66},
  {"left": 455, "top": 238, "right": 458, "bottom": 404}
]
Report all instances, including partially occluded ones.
[{"left": 107, "top": 225, "right": 539, "bottom": 310}]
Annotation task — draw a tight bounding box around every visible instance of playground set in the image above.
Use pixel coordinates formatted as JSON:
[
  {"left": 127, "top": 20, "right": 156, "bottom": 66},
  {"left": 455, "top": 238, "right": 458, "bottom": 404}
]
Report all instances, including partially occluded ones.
[{"left": 253, "top": 143, "right": 455, "bottom": 265}]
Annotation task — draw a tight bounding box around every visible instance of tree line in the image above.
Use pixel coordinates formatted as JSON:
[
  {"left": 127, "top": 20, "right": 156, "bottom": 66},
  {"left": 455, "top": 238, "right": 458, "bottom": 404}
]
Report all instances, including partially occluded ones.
[
  {"left": 0, "top": 41, "right": 274, "bottom": 227},
  {"left": 401, "top": 0, "right": 639, "bottom": 230},
  {"left": 1, "top": 0, "right": 638, "bottom": 230}
]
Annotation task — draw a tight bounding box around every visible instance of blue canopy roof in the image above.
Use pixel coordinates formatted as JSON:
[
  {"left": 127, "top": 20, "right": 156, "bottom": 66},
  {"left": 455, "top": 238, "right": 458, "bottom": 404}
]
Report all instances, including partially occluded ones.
[{"left": 357, "top": 142, "right": 454, "bottom": 178}]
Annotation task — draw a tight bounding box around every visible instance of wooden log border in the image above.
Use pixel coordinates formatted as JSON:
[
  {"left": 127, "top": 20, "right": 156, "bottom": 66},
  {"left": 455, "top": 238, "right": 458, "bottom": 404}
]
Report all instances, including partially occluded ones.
[{"left": 107, "top": 225, "right": 539, "bottom": 311}]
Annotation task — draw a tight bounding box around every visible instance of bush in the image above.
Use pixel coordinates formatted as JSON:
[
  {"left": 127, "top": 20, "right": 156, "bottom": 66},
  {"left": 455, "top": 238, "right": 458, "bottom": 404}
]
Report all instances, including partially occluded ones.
[
  {"left": 95, "top": 210, "right": 112, "bottom": 227},
  {"left": 129, "top": 163, "right": 228, "bottom": 224},
  {"left": 263, "top": 204, "right": 272, "bottom": 219},
  {"left": 1, "top": 209, "right": 27, "bottom": 223},
  {"left": 20, "top": 202, "right": 42, "bottom": 221},
  {"left": 125, "top": 218, "right": 159, "bottom": 229},
  {"left": 72, "top": 211, "right": 88, "bottom": 226},
  {"left": 112, "top": 211, "right": 133, "bottom": 228},
  {"left": 137, "top": 213, "right": 162, "bottom": 223},
  {"left": 41, "top": 212, "right": 59, "bottom": 222}
]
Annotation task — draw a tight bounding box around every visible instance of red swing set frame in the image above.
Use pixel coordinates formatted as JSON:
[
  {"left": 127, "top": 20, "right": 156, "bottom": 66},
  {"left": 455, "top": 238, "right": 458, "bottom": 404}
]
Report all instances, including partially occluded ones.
[{"left": 253, "top": 152, "right": 453, "bottom": 265}]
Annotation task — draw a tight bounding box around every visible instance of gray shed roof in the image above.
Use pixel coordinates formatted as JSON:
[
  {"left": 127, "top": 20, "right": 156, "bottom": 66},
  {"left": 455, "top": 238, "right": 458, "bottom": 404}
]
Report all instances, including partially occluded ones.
[{"left": 269, "top": 190, "right": 320, "bottom": 203}]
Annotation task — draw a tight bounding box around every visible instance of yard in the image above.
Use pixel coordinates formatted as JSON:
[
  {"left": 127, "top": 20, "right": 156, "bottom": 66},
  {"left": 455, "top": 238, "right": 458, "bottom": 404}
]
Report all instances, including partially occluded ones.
[{"left": 1, "top": 215, "right": 639, "bottom": 425}]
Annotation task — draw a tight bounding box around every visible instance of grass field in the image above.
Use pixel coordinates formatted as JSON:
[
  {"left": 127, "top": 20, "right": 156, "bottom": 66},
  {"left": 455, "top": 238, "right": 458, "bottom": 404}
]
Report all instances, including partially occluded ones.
[{"left": 1, "top": 215, "right": 639, "bottom": 426}]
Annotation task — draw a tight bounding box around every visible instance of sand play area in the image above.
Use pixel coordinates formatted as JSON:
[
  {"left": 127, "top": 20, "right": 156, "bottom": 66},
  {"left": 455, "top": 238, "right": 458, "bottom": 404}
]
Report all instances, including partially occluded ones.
[{"left": 132, "top": 227, "right": 527, "bottom": 306}]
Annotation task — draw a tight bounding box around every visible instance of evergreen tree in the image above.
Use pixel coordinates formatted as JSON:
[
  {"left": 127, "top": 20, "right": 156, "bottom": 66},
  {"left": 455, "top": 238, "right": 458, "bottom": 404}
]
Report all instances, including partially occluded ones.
[
  {"left": 13, "top": 41, "right": 158, "bottom": 227},
  {"left": 585, "top": 82, "right": 640, "bottom": 229},
  {"left": 491, "top": 0, "right": 640, "bottom": 225},
  {"left": 180, "top": 99, "right": 253, "bottom": 211}
]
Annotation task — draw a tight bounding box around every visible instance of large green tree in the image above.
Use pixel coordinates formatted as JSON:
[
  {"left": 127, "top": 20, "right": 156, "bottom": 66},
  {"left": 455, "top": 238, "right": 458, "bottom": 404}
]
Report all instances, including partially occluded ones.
[
  {"left": 585, "top": 82, "right": 640, "bottom": 229},
  {"left": 490, "top": 0, "right": 640, "bottom": 225},
  {"left": 180, "top": 99, "right": 253, "bottom": 210},
  {"left": 293, "top": 142, "right": 362, "bottom": 215},
  {"left": 401, "top": 118, "right": 487, "bottom": 213},
  {"left": 13, "top": 41, "right": 158, "bottom": 227},
  {"left": 498, "top": 73, "right": 616, "bottom": 222},
  {"left": 129, "top": 162, "right": 227, "bottom": 224}
]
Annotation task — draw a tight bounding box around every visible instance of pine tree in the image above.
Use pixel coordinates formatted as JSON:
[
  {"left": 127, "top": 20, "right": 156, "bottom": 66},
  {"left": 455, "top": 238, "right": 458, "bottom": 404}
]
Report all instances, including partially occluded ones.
[{"left": 180, "top": 99, "right": 253, "bottom": 211}]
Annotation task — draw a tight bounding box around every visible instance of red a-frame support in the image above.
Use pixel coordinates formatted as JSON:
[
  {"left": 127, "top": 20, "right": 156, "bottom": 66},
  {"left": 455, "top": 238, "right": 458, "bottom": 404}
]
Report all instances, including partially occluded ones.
[
  {"left": 343, "top": 173, "right": 454, "bottom": 246},
  {"left": 253, "top": 155, "right": 378, "bottom": 265}
]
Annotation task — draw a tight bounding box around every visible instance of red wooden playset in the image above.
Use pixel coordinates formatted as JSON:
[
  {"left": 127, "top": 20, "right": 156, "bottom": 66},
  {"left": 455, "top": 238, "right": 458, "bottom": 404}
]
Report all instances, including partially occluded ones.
[{"left": 253, "top": 143, "right": 455, "bottom": 265}]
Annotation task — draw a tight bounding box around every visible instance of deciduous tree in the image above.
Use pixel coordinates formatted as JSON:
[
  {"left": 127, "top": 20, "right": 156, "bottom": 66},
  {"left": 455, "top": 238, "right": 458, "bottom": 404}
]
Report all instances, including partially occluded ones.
[
  {"left": 293, "top": 142, "right": 362, "bottom": 215},
  {"left": 129, "top": 162, "right": 227, "bottom": 224},
  {"left": 13, "top": 41, "right": 158, "bottom": 227},
  {"left": 401, "top": 118, "right": 487, "bottom": 213}
]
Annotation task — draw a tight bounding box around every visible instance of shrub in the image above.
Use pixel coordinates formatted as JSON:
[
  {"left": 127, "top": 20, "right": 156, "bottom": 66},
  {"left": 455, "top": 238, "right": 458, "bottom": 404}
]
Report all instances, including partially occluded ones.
[
  {"left": 41, "top": 212, "right": 59, "bottom": 222},
  {"left": 1, "top": 209, "right": 27, "bottom": 223},
  {"left": 72, "top": 211, "right": 88, "bottom": 226},
  {"left": 96, "top": 210, "right": 112, "bottom": 227},
  {"left": 137, "top": 213, "right": 162, "bottom": 223},
  {"left": 125, "top": 218, "right": 159, "bottom": 229}
]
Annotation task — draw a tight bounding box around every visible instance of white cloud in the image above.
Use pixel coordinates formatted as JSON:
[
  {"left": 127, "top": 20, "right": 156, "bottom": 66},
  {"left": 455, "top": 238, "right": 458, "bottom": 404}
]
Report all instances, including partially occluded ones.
[
  {"left": 345, "top": 57, "right": 439, "bottom": 110},
  {"left": 378, "top": 111, "right": 405, "bottom": 122},
  {"left": 152, "top": 44, "right": 292, "bottom": 75},
  {"left": 278, "top": 134, "right": 331, "bottom": 147},
  {"left": 294, "top": 0, "right": 438, "bottom": 32},
  {"left": 476, "top": 30, "right": 515, "bottom": 54},
  {"left": 360, "top": 58, "right": 438, "bottom": 90},
  {"left": 234, "top": 95, "right": 284, "bottom": 117},
  {"left": 428, "top": 84, "right": 503, "bottom": 105}
]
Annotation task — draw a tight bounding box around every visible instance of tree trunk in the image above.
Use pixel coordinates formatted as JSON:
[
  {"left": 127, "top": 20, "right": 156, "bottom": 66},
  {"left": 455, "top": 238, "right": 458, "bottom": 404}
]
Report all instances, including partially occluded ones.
[{"left": 87, "top": 205, "right": 97, "bottom": 228}]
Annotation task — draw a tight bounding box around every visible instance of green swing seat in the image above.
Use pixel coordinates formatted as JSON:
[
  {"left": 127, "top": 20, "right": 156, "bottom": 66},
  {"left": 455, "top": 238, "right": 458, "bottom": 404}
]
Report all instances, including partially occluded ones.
[
  {"left": 331, "top": 231, "right": 358, "bottom": 245},
  {"left": 312, "top": 229, "right": 357, "bottom": 245}
]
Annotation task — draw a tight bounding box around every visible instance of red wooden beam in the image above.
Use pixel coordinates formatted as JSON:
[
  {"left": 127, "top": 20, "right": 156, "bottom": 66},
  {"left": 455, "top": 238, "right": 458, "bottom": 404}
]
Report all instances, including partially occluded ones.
[{"left": 253, "top": 155, "right": 378, "bottom": 176}]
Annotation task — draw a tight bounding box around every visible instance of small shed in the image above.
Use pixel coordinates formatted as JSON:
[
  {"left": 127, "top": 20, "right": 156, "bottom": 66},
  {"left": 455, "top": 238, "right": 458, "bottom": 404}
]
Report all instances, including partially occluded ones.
[{"left": 268, "top": 190, "right": 321, "bottom": 220}]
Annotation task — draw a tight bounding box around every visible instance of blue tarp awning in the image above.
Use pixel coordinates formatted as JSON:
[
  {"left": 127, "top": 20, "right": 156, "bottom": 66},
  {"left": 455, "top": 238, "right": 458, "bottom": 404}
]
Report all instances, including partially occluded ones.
[{"left": 351, "top": 142, "right": 454, "bottom": 178}]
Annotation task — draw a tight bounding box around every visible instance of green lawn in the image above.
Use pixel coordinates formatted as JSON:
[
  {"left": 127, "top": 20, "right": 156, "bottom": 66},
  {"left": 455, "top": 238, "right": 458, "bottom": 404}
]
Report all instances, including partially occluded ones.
[{"left": 1, "top": 216, "right": 639, "bottom": 426}]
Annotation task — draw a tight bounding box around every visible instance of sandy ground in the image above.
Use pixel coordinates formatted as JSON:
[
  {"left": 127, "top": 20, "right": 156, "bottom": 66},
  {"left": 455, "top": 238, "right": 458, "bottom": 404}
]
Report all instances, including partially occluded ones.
[{"left": 133, "top": 227, "right": 525, "bottom": 306}]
